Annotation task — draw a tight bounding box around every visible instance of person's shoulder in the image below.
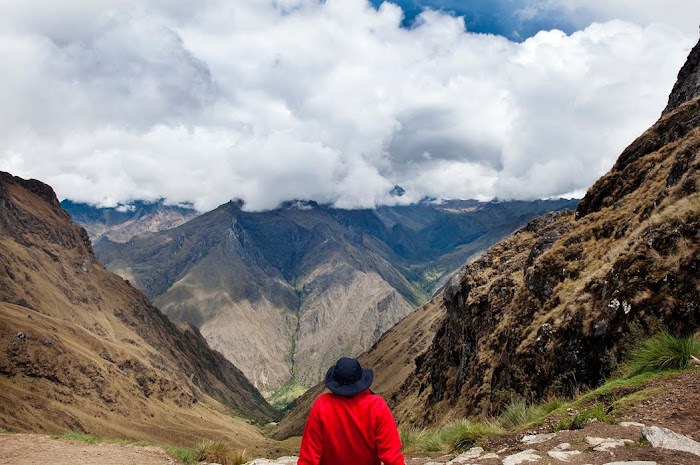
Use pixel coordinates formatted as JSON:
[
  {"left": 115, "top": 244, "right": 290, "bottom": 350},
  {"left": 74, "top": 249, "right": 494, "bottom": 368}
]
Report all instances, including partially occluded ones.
[
  {"left": 365, "top": 391, "right": 389, "bottom": 407},
  {"left": 314, "top": 392, "right": 335, "bottom": 405}
]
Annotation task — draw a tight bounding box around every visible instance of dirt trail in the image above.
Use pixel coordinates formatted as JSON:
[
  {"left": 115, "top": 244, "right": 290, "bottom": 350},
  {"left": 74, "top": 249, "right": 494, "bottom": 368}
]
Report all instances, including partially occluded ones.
[{"left": 0, "top": 434, "right": 175, "bottom": 465}]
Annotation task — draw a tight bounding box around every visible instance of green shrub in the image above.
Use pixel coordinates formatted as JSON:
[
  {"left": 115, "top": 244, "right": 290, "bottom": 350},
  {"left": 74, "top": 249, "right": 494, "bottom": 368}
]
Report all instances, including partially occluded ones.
[{"left": 625, "top": 332, "right": 700, "bottom": 377}]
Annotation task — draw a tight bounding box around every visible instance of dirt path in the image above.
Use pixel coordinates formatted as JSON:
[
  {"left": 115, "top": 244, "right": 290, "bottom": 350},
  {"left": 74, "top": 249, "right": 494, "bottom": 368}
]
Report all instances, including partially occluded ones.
[{"left": 0, "top": 434, "right": 175, "bottom": 465}]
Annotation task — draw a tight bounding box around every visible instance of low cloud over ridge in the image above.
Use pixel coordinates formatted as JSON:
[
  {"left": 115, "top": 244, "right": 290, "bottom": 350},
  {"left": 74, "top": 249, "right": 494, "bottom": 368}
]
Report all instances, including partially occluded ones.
[{"left": 0, "top": 0, "right": 697, "bottom": 211}]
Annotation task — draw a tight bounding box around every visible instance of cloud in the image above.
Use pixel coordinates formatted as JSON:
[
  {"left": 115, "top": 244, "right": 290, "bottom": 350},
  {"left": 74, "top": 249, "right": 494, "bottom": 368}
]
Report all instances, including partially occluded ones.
[{"left": 0, "top": 0, "right": 697, "bottom": 211}]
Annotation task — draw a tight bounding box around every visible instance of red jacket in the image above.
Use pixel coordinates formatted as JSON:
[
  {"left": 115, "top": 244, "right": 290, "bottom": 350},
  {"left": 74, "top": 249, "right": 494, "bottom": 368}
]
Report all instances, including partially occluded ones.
[{"left": 298, "top": 390, "right": 405, "bottom": 465}]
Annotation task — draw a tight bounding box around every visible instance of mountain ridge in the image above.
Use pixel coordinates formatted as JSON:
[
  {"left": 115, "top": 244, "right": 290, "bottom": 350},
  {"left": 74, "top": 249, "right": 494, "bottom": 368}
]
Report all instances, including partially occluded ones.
[
  {"left": 78, "top": 197, "right": 577, "bottom": 394},
  {"left": 0, "top": 171, "right": 284, "bottom": 451}
]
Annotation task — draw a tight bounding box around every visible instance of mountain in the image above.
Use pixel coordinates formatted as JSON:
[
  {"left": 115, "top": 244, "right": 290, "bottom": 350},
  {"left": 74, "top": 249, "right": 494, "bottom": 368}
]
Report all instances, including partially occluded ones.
[
  {"left": 275, "top": 37, "right": 700, "bottom": 436},
  {"left": 0, "top": 172, "right": 282, "bottom": 451},
  {"left": 81, "top": 198, "right": 577, "bottom": 396},
  {"left": 61, "top": 199, "right": 199, "bottom": 243}
]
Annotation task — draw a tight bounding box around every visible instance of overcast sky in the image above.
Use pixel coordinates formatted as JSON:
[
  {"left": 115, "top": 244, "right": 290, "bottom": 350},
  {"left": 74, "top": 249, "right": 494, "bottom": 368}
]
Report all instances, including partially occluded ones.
[{"left": 0, "top": 0, "right": 697, "bottom": 211}]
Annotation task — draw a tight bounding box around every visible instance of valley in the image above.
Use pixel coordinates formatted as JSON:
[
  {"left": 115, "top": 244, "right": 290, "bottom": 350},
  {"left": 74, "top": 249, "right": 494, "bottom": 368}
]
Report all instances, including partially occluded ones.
[{"left": 65, "top": 197, "right": 577, "bottom": 398}]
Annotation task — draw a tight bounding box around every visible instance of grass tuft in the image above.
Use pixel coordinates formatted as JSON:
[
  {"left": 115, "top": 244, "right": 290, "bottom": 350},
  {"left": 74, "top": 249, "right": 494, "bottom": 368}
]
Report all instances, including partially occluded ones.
[
  {"left": 400, "top": 419, "right": 501, "bottom": 454},
  {"left": 163, "top": 445, "right": 197, "bottom": 464},
  {"left": 51, "top": 433, "right": 104, "bottom": 444},
  {"left": 444, "top": 419, "right": 502, "bottom": 451},
  {"left": 50, "top": 432, "right": 148, "bottom": 447},
  {"left": 497, "top": 397, "right": 564, "bottom": 430},
  {"left": 554, "top": 403, "right": 614, "bottom": 432},
  {"left": 195, "top": 440, "right": 246, "bottom": 465},
  {"left": 625, "top": 332, "right": 700, "bottom": 377},
  {"left": 399, "top": 427, "right": 425, "bottom": 454}
]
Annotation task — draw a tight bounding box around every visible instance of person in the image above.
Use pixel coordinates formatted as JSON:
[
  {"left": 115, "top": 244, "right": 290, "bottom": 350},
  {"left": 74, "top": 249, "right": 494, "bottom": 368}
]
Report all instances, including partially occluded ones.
[{"left": 298, "top": 357, "right": 406, "bottom": 465}]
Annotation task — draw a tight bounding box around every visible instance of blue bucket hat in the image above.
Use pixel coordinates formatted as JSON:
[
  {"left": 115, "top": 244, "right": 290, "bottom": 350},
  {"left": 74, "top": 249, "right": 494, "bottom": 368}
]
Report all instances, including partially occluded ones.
[{"left": 325, "top": 357, "right": 374, "bottom": 395}]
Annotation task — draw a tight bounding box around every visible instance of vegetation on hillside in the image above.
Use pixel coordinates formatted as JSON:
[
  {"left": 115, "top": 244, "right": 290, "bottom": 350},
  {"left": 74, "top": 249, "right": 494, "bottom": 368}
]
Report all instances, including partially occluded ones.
[{"left": 400, "top": 331, "right": 700, "bottom": 454}]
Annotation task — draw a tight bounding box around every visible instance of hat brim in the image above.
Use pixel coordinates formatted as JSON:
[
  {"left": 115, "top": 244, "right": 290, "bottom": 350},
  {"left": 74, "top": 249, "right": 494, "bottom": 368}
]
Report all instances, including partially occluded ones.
[{"left": 325, "top": 366, "right": 374, "bottom": 395}]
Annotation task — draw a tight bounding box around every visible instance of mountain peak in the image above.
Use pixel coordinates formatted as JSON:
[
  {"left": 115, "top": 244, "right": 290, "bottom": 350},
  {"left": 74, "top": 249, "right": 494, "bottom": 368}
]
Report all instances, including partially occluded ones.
[{"left": 663, "top": 38, "right": 700, "bottom": 115}]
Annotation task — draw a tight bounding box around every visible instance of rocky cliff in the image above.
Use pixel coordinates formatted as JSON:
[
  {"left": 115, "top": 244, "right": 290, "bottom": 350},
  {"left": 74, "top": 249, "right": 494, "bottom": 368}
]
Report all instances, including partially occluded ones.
[
  {"left": 392, "top": 38, "right": 700, "bottom": 426},
  {"left": 0, "top": 172, "right": 280, "bottom": 448}
]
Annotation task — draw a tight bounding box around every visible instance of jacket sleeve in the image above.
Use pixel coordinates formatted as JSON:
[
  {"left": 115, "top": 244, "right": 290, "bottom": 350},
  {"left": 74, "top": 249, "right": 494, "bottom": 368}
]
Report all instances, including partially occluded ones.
[
  {"left": 298, "top": 398, "right": 324, "bottom": 465},
  {"left": 374, "top": 399, "right": 406, "bottom": 465}
]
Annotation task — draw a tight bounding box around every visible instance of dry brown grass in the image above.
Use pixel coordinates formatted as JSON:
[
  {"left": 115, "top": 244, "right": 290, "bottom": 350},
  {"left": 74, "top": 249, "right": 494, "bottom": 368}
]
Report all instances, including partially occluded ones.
[{"left": 196, "top": 440, "right": 247, "bottom": 465}]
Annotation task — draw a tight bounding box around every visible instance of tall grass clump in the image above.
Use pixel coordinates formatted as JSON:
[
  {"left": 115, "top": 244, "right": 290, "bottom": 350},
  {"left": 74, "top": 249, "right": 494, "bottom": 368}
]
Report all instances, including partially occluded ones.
[
  {"left": 497, "top": 397, "right": 564, "bottom": 430},
  {"left": 497, "top": 399, "right": 529, "bottom": 430},
  {"left": 625, "top": 332, "right": 700, "bottom": 377},
  {"left": 421, "top": 428, "right": 450, "bottom": 452},
  {"left": 402, "top": 419, "right": 502, "bottom": 454},
  {"left": 195, "top": 440, "right": 246, "bottom": 465},
  {"left": 399, "top": 427, "right": 425, "bottom": 454},
  {"left": 443, "top": 419, "right": 502, "bottom": 451}
]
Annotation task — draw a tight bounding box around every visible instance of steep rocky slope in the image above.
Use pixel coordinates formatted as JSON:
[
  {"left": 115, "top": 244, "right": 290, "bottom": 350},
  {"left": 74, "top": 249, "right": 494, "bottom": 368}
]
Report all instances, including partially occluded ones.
[
  {"left": 92, "top": 198, "right": 575, "bottom": 393},
  {"left": 62, "top": 199, "right": 198, "bottom": 243},
  {"left": 0, "top": 172, "right": 280, "bottom": 449},
  {"left": 394, "top": 38, "right": 700, "bottom": 426}
]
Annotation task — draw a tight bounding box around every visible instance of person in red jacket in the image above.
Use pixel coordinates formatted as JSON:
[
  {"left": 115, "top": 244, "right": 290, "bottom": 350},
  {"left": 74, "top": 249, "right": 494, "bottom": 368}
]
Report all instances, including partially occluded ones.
[{"left": 298, "top": 357, "right": 406, "bottom": 465}]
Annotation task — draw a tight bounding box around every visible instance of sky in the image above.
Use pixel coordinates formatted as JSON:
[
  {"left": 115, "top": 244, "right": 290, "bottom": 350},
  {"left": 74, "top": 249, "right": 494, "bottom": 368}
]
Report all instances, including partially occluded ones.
[{"left": 0, "top": 1, "right": 698, "bottom": 212}]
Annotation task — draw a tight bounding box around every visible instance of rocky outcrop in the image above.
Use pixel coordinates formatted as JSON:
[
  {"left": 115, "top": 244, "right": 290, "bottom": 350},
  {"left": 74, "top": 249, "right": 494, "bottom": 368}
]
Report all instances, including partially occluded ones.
[
  {"left": 387, "top": 39, "right": 700, "bottom": 426},
  {"left": 664, "top": 39, "right": 700, "bottom": 115}
]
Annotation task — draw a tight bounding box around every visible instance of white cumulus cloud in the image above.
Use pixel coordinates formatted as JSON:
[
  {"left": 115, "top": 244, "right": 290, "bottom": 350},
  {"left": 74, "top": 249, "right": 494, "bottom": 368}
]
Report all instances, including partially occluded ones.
[{"left": 0, "top": 0, "right": 697, "bottom": 211}]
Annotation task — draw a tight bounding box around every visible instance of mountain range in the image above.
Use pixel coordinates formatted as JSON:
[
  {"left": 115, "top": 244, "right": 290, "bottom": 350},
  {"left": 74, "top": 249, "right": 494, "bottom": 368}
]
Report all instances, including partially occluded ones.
[
  {"left": 64, "top": 197, "right": 577, "bottom": 398},
  {"left": 60, "top": 199, "right": 198, "bottom": 244}
]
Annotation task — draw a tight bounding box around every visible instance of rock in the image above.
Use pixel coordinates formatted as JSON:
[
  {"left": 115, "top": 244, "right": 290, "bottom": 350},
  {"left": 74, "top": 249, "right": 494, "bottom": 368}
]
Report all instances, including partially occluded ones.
[
  {"left": 690, "top": 355, "right": 700, "bottom": 366},
  {"left": 585, "top": 437, "right": 634, "bottom": 451},
  {"left": 448, "top": 447, "right": 483, "bottom": 463},
  {"left": 521, "top": 433, "right": 556, "bottom": 444},
  {"left": 502, "top": 449, "right": 540, "bottom": 465},
  {"left": 620, "top": 422, "right": 645, "bottom": 428},
  {"left": 663, "top": 37, "right": 700, "bottom": 114},
  {"left": 642, "top": 425, "right": 700, "bottom": 456},
  {"left": 548, "top": 449, "right": 581, "bottom": 462},
  {"left": 547, "top": 443, "right": 580, "bottom": 462},
  {"left": 481, "top": 453, "right": 499, "bottom": 459}
]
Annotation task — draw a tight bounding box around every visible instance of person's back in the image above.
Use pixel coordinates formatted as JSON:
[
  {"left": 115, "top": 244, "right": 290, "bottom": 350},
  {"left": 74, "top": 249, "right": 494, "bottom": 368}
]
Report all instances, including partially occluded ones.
[{"left": 298, "top": 357, "right": 405, "bottom": 465}]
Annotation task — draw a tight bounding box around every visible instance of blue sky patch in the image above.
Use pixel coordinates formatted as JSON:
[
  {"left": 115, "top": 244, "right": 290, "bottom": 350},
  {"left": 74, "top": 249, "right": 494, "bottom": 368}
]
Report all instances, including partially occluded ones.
[{"left": 369, "top": 0, "right": 585, "bottom": 40}]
